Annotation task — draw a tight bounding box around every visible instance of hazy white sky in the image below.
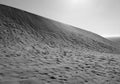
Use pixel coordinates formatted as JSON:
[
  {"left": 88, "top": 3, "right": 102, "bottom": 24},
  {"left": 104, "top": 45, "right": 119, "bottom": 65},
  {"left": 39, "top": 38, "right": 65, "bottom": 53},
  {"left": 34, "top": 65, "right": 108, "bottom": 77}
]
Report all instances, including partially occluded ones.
[{"left": 0, "top": 0, "right": 120, "bottom": 37}]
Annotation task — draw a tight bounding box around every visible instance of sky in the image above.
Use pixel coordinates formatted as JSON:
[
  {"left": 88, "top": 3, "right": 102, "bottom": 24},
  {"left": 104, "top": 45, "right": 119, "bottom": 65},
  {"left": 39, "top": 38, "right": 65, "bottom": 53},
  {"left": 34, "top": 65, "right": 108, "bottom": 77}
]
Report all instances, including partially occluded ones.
[{"left": 0, "top": 0, "right": 120, "bottom": 37}]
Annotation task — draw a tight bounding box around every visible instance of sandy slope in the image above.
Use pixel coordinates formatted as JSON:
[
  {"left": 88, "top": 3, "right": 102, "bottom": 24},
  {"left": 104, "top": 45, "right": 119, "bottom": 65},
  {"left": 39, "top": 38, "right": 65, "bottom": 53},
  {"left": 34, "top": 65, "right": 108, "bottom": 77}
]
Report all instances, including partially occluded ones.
[
  {"left": 107, "top": 37, "right": 120, "bottom": 45},
  {"left": 0, "top": 4, "right": 120, "bottom": 84}
]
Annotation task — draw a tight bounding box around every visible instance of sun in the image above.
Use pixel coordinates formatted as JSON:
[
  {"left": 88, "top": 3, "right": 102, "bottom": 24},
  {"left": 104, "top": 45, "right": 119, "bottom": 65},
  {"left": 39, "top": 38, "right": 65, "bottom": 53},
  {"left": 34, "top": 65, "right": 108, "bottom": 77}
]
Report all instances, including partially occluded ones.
[
  {"left": 65, "top": 0, "right": 89, "bottom": 9},
  {"left": 71, "top": 0, "right": 79, "bottom": 5}
]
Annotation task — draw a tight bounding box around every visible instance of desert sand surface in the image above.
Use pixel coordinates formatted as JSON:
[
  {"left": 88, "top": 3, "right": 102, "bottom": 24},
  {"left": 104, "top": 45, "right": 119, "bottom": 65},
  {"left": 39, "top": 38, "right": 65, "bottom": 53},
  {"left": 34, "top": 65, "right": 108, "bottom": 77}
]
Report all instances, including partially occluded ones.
[
  {"left": 107, "top": 37, "right": 120, "bottom": 45},
  {"left": 0, "top": 4, "right": 120, "bottom": 84}
]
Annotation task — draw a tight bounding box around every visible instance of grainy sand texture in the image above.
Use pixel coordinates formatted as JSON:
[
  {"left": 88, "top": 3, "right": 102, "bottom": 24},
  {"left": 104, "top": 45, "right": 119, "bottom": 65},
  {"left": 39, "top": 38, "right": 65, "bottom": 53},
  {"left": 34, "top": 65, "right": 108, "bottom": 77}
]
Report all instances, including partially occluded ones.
[{"left": 0, "top": 4, "right": 120, "bottom": 84}]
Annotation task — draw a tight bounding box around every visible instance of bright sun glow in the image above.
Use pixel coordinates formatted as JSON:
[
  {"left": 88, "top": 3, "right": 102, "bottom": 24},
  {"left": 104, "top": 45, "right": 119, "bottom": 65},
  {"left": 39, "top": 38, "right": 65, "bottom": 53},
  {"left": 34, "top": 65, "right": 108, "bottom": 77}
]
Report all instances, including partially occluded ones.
[
  {"left": 71, "top": 0, "right": 79, "bottom": 4},
  {"left": 65, "top": 0, "right": 90, "bottom": 10},
  {"left": 70, "top": 0, "right": 87, "bottom": 5}
]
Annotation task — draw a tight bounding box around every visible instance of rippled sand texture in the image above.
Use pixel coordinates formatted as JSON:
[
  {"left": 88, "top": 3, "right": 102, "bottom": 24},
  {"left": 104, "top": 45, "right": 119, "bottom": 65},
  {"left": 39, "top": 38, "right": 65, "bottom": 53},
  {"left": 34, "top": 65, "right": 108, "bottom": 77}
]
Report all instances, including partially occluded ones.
[{"left": 0, "top": 4, "right": 120, "bottom": 84}]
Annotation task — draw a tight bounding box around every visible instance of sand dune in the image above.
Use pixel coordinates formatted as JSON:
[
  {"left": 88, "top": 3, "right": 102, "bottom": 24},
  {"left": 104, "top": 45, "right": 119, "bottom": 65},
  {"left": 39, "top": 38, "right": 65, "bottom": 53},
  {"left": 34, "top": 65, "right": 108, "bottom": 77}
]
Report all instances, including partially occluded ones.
[
  {"left": 107, "top": 37, "right": 120, "bottom": 45},
  {"left": 0, "top": 4, "right": 120, "bottom": 84}
]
